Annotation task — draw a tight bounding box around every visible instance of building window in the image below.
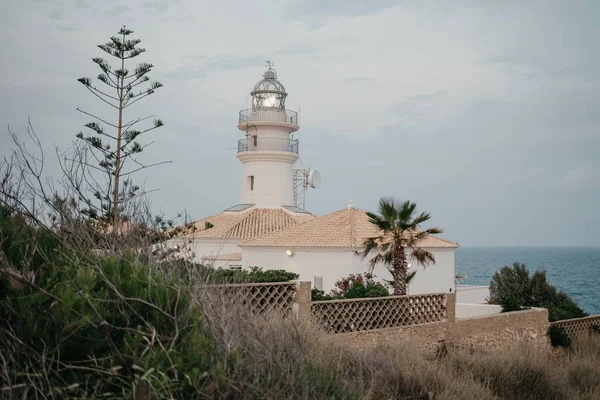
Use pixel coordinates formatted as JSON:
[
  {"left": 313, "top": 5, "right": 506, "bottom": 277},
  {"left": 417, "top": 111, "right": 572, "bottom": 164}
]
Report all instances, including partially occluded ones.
[
  {"left": 314, "top": 276, "right": 323, "bottom": 291},
  {"left": 253, "top": 135, "right": 257, "bottom": 146},
  {"left": 248, "top": 175, "right": 254, "bottom": 191}
]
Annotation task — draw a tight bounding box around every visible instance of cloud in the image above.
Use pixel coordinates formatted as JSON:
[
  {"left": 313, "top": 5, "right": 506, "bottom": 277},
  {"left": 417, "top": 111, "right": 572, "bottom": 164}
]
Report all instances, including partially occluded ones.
[
  {"left": 162, "top": 66, "right": 206, "bottom": 81},
  {"left": 273, "top": 45, "right": 319, "bottom": 56},
  {"left": 106, "top": 5, "right": 131, "bottom": 18},
  {"left": 139, "top": 0, "right": 176, "bottom": 13},
  {"left": 410, "top": 90, "right": 446, "bottom": 102},
  {"left": 387, "top": 91, "right": 446, "bottom": 120},
  {"left": 557, "top": 163, "right": 600, "bottom": 193},
  {"left": 168, "top": 54, "right": 265, "bottom": 80},
  {"left": 284, "top": 0, "right": 402, "bottom": 28},
  {"left": 47, "top": 10, "right": 62, "bottom": 21},
  {"left": 56, "top": 24, "right": 79, "bottom": 33},
  {"left": 477, "top": 55, "right": 540, "bottom": 79},
  {"left": 342, "top": 76, "right": 372, "bottom": 84},
  {"left": 73, "top": 0, "right": 89, "bottom": 8},
  {"left": 286, "top": 0, "right": 399, "bottom": 20},
  {"left": 3, "top": 0, "right": 600, "bottom": 246},
  {"left": 336, "top": 35, "right": 358, "bottom": 43},
  {"left": 478, "top": 50, "right": 598, "bottom": 81},
  {"left": 386, "top": 109, "right": 423, "bottom": 121}
]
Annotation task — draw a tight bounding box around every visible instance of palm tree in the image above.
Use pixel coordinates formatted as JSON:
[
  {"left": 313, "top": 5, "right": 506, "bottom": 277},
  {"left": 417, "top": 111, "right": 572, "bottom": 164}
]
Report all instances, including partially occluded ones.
[{"left": 362, "top": 198, "right": 443, "bottom": 295}]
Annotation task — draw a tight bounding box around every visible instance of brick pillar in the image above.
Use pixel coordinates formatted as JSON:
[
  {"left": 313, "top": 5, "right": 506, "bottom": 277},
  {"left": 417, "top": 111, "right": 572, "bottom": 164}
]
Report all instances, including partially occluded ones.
[
  {"left": 446, "top": 293, "right": 456, "bottom": 323},
  {"left": 293, "top": 281, "right": 312, "bottom": 323}
]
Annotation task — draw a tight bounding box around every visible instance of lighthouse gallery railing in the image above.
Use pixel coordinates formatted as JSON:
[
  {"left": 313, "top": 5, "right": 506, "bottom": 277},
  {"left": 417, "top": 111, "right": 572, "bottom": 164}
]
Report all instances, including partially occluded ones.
[
  {"left": 239, "top": 108, "right": 298, "bottom": 125},
  {"left": 237, "top": 137, "right": 299, "bottom": 154}
]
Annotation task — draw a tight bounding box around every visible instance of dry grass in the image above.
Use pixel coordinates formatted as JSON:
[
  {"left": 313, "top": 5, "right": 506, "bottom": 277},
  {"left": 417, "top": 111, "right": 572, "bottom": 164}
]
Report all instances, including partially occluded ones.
[{"left": 201, "top": 305, "right": 600, "bottom": 400}]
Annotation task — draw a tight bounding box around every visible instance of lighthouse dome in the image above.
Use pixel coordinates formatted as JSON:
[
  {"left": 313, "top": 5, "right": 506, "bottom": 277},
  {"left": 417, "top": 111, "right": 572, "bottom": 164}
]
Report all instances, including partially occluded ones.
[{"left": 251, "top": 66, "right": 287, "bottom": 109}]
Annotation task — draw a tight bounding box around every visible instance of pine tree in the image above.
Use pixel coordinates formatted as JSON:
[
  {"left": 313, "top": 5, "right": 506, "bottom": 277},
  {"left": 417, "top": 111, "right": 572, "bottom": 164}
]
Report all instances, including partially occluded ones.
[{"left": 76, "top": 26, "right": 165, "bottom": 231}]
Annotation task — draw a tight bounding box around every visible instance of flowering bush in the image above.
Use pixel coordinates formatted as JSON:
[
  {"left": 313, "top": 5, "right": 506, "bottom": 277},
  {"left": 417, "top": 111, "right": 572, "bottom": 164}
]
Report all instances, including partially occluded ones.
[{"left": 330, "top": 273, "right": 390, "bottom": 299}]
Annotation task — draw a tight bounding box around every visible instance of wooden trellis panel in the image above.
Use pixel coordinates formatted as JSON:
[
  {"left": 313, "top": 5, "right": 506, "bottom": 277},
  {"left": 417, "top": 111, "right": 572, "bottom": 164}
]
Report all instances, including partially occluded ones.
[
  {"left": 311, "top": 293, "right": 448, "bottom": 334},
  {"left": 198, "top": 282, "right": 297, "bottom": 315},
  {"left": 550, "top": 315, "right": 600, "bottom": 339}
]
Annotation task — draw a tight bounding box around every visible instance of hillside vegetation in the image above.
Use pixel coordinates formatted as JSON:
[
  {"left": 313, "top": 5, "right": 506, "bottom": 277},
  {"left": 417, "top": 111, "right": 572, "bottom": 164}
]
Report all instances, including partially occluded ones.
[{"left": 2, "top": 206, "right": 600, "bottom": 399}]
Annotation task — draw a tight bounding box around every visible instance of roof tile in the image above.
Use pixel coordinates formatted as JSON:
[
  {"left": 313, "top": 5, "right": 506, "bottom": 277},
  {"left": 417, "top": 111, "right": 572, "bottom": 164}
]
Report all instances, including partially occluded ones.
[
  {"left": 240, "top": 207, "right": 458, "bottom": 249},
  {"left": 181, "top": 208, "right": 314, "bottom": 240}
]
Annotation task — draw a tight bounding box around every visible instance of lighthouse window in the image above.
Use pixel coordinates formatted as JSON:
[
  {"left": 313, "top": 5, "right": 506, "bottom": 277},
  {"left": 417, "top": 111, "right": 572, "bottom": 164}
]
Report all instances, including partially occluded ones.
[{"left": 249, "top": 176, "right": 254, "bottom": 191}]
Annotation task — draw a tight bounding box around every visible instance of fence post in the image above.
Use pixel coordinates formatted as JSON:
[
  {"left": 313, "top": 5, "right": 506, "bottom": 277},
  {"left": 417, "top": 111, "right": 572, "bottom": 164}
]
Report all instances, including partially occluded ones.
[
  {"left": 446, "top": 293, "right": 456, "bottom": 323},
  {"left": 293, "top": 281, "right": 312, "bottom": 323}
]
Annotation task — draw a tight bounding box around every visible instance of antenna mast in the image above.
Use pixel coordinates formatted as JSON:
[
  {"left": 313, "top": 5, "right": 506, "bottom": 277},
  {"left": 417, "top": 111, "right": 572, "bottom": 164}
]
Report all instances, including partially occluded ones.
[{"left": 293, "top": 169, "right": 308, "bottom": 210}]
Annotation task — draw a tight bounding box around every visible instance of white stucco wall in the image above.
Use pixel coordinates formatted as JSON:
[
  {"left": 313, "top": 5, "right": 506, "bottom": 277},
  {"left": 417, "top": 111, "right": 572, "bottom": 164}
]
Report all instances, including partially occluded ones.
[
  {"left": 242, "top": 247, "right": 367, "bottom": 290},
  {"left": 408, "top": 248, "right": 456, "bottom": 294},
  {"left": 213, "top": 259, "right": 242, "bottom": 269},
  {"left": 456, "top": 285, "right": 490, "bottom": 303},
  {"left": 241, "top": 246, "right": 456, "bottom": 295},
  {"left": 165, "top": 237, "right": 241, "bottom": 265},
  {"left": 365, "top": 248, "right": 455, "bottom": 295},
  {"left": 456, "top": 303, "right": 502, "bottom": 319},
  {"left": 237, "top": 153, "right": 297, "bottom": 207}
]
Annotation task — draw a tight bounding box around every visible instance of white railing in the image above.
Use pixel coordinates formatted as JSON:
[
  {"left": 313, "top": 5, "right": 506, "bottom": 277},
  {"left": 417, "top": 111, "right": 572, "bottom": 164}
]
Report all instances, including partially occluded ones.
[
  {"left": 239, "top": 108, "right": 298, "bottom": 125},
  {"left": 456, "top": 284, "right": 489, "bottom": 290},
  {"left": 237, "top": 137, "right": 298, "bottom": 154}
]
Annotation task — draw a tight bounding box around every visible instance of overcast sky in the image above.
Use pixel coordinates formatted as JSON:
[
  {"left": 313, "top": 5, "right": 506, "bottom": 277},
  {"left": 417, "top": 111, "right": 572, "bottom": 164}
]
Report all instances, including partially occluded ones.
[{"left": 1, "top": 0, "right": 599, "bottom": 247}]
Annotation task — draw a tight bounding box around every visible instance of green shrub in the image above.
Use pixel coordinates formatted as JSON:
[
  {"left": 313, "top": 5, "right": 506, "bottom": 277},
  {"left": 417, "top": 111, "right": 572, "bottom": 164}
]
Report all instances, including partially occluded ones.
[
  {"left": 331, "top": 273, "right": 390, "bottom": 299},
  {"left": 0, "top": 205, "right": 61, "bottom": 274},
  {"left": 489, "top": 262, "right": 531, "bottom": 311},
  {"left": 489, "top": 262, "right": 587, "bottom": 322},
  {"left": 499, "top": 292, "right": 529, "bottom": 313},
  {"left": 310, "top": 274, "right": 390, "bottom": 301},
  {"left": 0, "top": 207, "right": 218, "bottom": 397},
  {"left": 549, "top": 325, "right": 572, "bottom": 347},
  {"left": 311, "top": 288, "right": 335, "bottom": 301},
  {"left": 200, "top": 265, "right": 299, "bottom": 284}
]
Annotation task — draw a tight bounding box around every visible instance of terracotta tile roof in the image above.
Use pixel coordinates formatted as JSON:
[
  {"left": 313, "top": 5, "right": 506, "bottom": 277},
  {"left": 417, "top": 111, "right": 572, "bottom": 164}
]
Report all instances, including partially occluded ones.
[
  {"left": 179, "top": 208, "right": 315, "bottom": 240},
  {"left": 240, "top": 207, "right": 458, "bottom": 249},
  {"left": 205, "top": 252, "right": 242, "bottom": 261}
]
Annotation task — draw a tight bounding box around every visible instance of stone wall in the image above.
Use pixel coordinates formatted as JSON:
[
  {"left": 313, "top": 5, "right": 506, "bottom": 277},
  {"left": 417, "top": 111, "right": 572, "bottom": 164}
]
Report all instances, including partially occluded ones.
[
  {"left": 322, "top": 307, "right": 550, "bottom": 351},
  {"left": 450, "top": 308, "right": 549, "bottom": 349},
  {"left": 319, "top": 321, "right": 448, "bottom": 351}
]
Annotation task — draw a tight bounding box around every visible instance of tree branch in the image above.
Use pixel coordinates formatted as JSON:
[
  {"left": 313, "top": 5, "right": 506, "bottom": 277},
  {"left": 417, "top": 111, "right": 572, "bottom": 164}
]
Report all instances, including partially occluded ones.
[
  {"left": 76, "top": 107, "right": 119, "bottom": 129},
  {"left": 83, "top": 86, "right": 119, "bottom": 109}
]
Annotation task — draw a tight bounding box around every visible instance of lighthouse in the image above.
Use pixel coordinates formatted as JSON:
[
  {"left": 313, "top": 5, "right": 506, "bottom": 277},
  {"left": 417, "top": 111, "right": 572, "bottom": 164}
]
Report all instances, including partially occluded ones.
[
  {"left": 168, "top": 63, "right": 457, "bottom": 297},
  {"left": 236, "top": 61, "right": 300, "bottom": 209}
]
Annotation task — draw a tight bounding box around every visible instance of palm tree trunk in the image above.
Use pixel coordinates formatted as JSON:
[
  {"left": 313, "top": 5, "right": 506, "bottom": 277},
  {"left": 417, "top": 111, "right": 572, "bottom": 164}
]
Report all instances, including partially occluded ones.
[{"left": 392, "top": 239, "right": 408, "bottom": 295}]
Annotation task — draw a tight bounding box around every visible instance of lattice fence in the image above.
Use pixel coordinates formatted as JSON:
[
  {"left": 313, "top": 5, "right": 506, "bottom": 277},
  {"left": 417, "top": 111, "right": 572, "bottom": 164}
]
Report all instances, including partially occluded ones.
[
  {"left": 196, "top": 281, "right": 297, "bottom": 315},
  {"left": 550, "top": 315, "right": 600, "bottom": 339},
  {"left": 311, "top": 293, "right": 448, "bottom": 334}
]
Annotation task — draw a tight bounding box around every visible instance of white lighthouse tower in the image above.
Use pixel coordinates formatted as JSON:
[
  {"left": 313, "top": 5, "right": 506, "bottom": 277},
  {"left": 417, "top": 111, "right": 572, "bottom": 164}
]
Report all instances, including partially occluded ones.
[{"left": 236, "top": 61, "right": 300, "bottom": 209}]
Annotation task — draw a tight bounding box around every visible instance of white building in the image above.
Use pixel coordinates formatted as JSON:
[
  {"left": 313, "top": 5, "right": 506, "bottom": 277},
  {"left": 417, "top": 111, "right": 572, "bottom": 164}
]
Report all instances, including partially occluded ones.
[
  {"left": 169, "top": 64, "right": 460, "bottom": 295},
  {"left": 240, "top": 204, "right": 459, "bottom": 294}
]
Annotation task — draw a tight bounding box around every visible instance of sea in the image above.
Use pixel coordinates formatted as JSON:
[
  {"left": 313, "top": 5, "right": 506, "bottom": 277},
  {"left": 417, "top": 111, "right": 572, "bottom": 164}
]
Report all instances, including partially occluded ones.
[{"left": 455, "top": 247, "right": 600, "bottom": 315}]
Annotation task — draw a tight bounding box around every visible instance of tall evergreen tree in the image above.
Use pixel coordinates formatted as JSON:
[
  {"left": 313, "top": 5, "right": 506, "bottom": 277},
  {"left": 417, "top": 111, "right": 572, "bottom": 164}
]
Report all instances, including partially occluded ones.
[{"left": 76, "top": 26, "right": 165, "bottom": 231}]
